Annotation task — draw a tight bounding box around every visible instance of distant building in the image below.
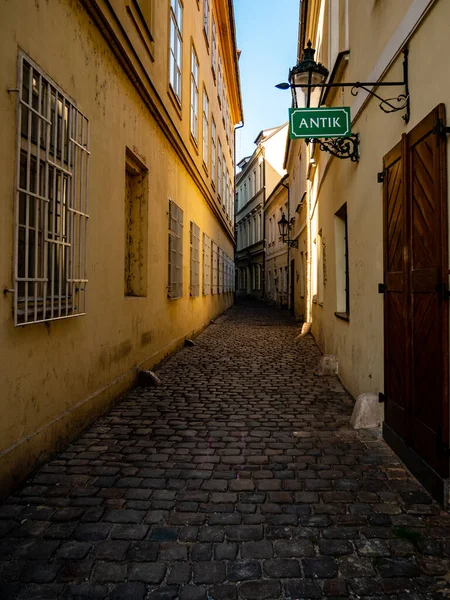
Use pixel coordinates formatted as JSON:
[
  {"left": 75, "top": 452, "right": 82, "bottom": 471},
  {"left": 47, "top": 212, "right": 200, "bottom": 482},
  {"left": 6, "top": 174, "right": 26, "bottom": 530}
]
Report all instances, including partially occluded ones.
[
  {"left": 0, "top": 0, "right": 242, "bottom": 497},
  {"left": 235, "top": 124, "right": 287, "bottom": 298},
  {"left": 265, "top": 175, "right": 289, "bottom": 308}
]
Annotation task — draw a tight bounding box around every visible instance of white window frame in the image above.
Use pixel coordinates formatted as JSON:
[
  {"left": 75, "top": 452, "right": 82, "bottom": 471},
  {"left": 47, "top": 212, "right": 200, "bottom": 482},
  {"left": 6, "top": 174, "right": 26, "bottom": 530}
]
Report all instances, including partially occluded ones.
[
  {"left": 217, "top": 54, "right": 222, "bottom": 107},
  {"left": 190, "top": 46, "right": 199, "bottom": 142},
  {"left": 211, "top": 18, "right": 217, "bottom": 80},
  {"left": 168, "top": 199, "right": 183, "bottom": 299},
  {"left": 217, "top": 140, "right": 222, "bottom": 198},
  {"left": 14, "top": 53, "right": 90, "bottom": 326},
  {"left": 203, "top": 0, "right": 210, "bottom": 44},
  {"left": 211, "top": 118, "right": 216, "bottom": 186},
  {"left": 190, "top": 221, "right": 200, "bottom": 297},
  {"left": 221, "top": 149, "right": 226, "bottom": 206},
  {"left": 169, "top": 0, "right": 183, "bottom": 102},
  {"left": 202, "top": 89, "right": 209, "bottom": 168},
  {"left": 203, "top": 233, "right": 211, "bottom": 295}
]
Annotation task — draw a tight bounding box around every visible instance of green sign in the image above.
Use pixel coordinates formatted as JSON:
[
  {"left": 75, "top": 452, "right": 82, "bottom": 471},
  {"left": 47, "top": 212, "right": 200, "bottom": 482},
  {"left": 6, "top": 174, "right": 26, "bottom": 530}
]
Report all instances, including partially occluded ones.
[{"left": 289, "top": 107, "right": 352, "bottom": 139}]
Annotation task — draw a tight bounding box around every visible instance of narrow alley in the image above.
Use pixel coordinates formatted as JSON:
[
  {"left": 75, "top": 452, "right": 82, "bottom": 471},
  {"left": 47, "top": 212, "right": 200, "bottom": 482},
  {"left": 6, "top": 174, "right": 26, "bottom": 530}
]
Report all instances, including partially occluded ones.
[{"left": 1, "top": 303, "right": 449, "bottom": 600}]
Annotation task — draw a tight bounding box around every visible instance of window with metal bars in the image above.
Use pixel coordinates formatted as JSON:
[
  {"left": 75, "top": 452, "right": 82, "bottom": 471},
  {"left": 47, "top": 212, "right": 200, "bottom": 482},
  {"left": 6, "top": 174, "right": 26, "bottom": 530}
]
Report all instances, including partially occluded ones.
[
  {"left": 211, "top": 241, "right": 218, "bottom": 294},
  {"left": 168, "top": 199, "right": 183, "bottom": 299},
  {"left": 190, "top": 221, "right": 200, "bottom": 297},
  {"left": 202, "top": 233, "right": 211, "bottom": 295},
  {"left": 224, "top": 254, "right": 229, "bottom": 292},
  {"left": 218, "top": 248, "right": 223, "bottom": 294},
  {"left": 14, "top": 54, "right": 89, "bottom": 326},
  {"left": 256, "top": 264, "right": 261, "bottom": 291},
  {"left": 169, "top": 0, "right": 183, "bottom": 102}
]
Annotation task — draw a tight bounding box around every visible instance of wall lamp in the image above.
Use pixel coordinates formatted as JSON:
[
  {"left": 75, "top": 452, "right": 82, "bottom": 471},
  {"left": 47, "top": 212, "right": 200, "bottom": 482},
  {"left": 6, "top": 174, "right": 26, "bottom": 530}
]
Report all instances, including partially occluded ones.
[
  {"left": 278, "top": 213, "right": 298, "bottom": 248},
  {"left": 276, "top": 41, "right": 410, "bottom": 161}
]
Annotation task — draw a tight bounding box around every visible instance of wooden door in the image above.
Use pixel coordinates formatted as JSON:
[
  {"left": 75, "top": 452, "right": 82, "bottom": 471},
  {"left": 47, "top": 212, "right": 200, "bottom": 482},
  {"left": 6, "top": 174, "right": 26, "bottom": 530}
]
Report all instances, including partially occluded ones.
[{"left": 383, "top": 104, "right": 449, "bottom": 481}]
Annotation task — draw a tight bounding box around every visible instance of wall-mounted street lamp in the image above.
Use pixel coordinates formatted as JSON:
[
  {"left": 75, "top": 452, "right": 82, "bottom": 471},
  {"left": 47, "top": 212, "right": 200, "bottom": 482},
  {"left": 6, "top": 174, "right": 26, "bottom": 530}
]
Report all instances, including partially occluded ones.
[
  {"left": 276, "top": 41, "right": 410, "bottom": 161},
  {"left": 278, "top": 213, "right": 298, "bottom": 248}
]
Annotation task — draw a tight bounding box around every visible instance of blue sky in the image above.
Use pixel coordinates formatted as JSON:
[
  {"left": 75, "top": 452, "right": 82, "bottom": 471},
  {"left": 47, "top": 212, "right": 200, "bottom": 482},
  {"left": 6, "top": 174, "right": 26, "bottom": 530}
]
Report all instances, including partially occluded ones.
[{"left": 234, "top": 0, "right": 299, "bottom": 162}]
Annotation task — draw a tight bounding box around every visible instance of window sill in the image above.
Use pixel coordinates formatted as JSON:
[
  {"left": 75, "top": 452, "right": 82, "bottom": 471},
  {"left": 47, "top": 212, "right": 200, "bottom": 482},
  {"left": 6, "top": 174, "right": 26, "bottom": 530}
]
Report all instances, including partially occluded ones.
[
  {"left": 167, "top": 86, "right": 182, "bottom": 119},
  {"left": 335, "top": 311, "right": 350, "bottom": 322},
  {"left": 318, "top": 301, "right": 323, "bottom": 307},
  {"left": 190, "top": 134, "right": 199, "bottom": 155}
]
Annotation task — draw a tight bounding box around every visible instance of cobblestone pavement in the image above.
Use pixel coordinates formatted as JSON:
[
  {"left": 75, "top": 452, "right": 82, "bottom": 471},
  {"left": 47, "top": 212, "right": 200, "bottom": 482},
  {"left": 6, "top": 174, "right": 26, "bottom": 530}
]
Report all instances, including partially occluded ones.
[{"left": 1, "top": 302, "right": 450, "bottom": 600}]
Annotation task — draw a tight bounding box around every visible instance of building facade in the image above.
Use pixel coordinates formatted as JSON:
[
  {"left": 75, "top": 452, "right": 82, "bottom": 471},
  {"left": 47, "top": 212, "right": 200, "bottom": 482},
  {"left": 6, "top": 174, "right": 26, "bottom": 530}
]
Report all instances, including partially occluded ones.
[
  {"left": 235, "top": 124, "right": 287, "bottom": 298},
  {"left": 0, "top": 0, "right": 242, "bottom": 496},
  {"left": 293, "top": 0, "right": 450, "bottom": 504},
  {"left": 264, "top": 176, "right": 289, "bottom": 307}
]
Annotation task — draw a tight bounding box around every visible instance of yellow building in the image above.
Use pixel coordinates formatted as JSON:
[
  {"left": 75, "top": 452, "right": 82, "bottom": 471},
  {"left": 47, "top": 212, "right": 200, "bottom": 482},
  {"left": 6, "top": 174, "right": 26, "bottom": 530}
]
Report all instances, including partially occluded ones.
[
  {"left": 291, "top": 0, "right": 450, "bottom": 504},
  {"left": 0, "top": 0, "right": 242, "bottom": 497},
  {"left": 264, "top": 176, "right": 289, "bottom": 308},
  {"left": 283, "top": 135, "right": 309, "bottom": 322}
]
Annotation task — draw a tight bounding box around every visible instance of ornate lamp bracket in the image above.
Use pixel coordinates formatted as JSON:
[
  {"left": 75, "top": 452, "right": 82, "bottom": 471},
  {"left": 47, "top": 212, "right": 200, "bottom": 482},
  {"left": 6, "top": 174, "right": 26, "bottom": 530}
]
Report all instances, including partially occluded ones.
[
  {"left": 349, "top": 47, "right": 410, "bottom": 124},
  {"left": 307, "top": 134, "right": 360, "bottom": 163}
]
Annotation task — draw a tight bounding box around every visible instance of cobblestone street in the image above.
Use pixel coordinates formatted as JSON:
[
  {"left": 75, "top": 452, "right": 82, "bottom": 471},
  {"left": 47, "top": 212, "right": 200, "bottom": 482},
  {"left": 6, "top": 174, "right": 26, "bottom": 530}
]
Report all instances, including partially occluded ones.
[{"left": 1, "top": 302, "right": 450, "bottom": 599}]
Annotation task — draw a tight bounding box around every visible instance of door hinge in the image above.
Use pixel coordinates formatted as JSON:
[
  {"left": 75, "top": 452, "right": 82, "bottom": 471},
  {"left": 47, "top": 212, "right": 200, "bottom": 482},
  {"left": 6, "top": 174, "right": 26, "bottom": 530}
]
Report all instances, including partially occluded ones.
[
  {"left": 378, "top": 283, "right": 387, "bottom": 293},
  {"left": 434, "top": 118, "right": 450, "bottom": 138},
  {"left": 379, "top": 392, "right": 386, "bottom": 403},
  {"left": 377, "top": 171, "right": 385, "bottom": 183}
]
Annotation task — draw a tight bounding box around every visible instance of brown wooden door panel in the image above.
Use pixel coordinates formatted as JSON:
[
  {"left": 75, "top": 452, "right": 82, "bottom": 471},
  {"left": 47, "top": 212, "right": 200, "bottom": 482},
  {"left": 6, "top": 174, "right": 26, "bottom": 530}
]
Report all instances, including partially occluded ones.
[
  {"left": 383, "top": 104, "right": 449, "bottom": 479},
  {"left": 383, "top": 142, "right": 409, "bottom": 439},
  {"left": 409, "top": 109, "right": 449, "bottom": 477}
]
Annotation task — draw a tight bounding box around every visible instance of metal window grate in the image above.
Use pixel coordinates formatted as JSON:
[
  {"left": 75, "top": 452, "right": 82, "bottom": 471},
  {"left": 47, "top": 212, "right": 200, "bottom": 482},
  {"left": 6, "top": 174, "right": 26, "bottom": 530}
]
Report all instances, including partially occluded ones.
[
  {"left": 224, "top": 254, "right": 228, "bottom": 293},
  {"left": 211, "top": 241, "right": 218, "bottom": 295},
  {"left": 168, "top": 199, "right": 183, "bottom": 299},
  {"left": 202, "top": 233, "right": 211, "bottom": 295},
  {"left": 14, "top": 54, "right": 90, "bottom": 326},
  {"left": 190, "top": 221, "right": 200, "bottom": 297},
  {"left": 218, "top": 248, "right": 223, "bottom": 294}
]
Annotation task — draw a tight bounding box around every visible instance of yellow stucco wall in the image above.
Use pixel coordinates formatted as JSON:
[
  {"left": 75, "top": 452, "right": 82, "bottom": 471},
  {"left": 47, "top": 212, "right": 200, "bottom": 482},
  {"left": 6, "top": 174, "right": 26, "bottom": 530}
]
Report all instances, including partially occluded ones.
[
  {"left": 0, "top": 0, "right": 240, "bottom": 496},
  {"left": 308, "top": 0, "right": 450, "bottom": 399}
]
